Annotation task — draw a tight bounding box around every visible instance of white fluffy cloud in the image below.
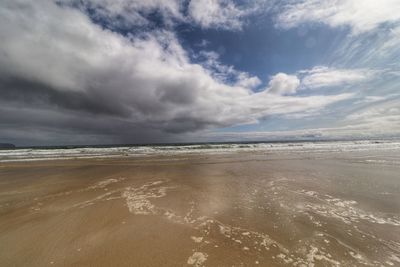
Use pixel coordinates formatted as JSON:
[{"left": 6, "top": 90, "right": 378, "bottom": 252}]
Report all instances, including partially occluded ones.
[
  {"left": 267, "top": 73, "right": 300, "bottom": 95},
  {"left": 188, "top": 0, "right": 248, "bottom": 30},
  {"left": 276, "top": 0, "right": 400, "bottom": 34},
  {"left": 61, "top": 0, "right": 251, "bottom": 30},
  {"left": 196, "top": 51, "right": 261, "bottom": 89},
  {"left": 61, "top": 0, "right": 184, "bottom": 28},
  {"left": 300, "top": 66, "right": 374, "bottom": 89}
]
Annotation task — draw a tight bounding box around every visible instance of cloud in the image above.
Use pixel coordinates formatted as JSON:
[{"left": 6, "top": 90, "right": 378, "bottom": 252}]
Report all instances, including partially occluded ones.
[
  {"left": 346, "top": 98, "right": 400, "bottom": 123},
  {"left": 267, "top": 73, "right": 300, "bottom": 95},
  {"left": 202, "top": 98, "right": 400, "bottom": 141},
  {"left": 0, "top": 0, "right": 354, "bottom": 145},
  {"left": 354, "top": 96, "right": 387, "bottom": 104},
  {"left": 382, "top": 25, "right": 400, "bottom": 51},
  {"left": 188, "top": 0, "right": 248, "bottom": 30},
  {"left": 196, "top": 51, "right": 261, "bottom": 89},
  {"left": 341, "top": 98, "right": 400, "bottom": 136},
  {"left": 203, "top": 121, "right": 400, "bottom": 141},
  {"left": 276, "top": 0, "right": 400, "bottom": 34},
  {"left": 61, "top": 0, "right": 184, "bottom": 29},
  {"left": 62, "top": 0, "right": 255, "bottom": 31},
  {"left": 235, "top": 73, "right": 262, "bottom": 89},
  {"left": 300, "top": 66, "right": 374, "bottom": 89}
]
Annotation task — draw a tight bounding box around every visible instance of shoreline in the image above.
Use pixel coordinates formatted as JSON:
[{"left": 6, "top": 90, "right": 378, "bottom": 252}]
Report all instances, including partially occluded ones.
[{"left": 1, "top": 139, "right": 400, "bottom": 163}]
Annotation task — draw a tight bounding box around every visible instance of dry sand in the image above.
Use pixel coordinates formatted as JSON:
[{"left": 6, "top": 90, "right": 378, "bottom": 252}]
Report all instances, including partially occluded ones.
[{"left": 0, "top": 151, "right": 399, "bottom": 266}]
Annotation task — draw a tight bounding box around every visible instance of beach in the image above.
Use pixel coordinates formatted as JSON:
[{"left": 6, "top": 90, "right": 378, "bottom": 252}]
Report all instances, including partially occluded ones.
[{"left": 0, "top": 142, "right": 400, "bottom": 266}]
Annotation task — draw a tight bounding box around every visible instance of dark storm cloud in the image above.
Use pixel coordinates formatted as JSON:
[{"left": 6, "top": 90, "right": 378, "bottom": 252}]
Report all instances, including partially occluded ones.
[{"left": 0, "top": 77, "right": 131, "bottom": 117}]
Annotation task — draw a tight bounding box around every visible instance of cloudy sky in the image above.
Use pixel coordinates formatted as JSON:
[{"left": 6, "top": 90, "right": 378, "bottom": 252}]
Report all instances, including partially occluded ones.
[{"left": 1, "top": 0, "right": 400, "bottom": 146}]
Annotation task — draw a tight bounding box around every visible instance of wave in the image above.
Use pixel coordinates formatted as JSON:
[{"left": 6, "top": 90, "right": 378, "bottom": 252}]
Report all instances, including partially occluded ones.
[{"left": 1, "top": 140, "right": 400, "bottom": 162}]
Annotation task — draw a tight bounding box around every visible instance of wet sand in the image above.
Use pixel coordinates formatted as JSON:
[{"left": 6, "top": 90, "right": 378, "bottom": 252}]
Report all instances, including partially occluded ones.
[{"left": 0, "top": 150, "right": 399, "bottom": 266}]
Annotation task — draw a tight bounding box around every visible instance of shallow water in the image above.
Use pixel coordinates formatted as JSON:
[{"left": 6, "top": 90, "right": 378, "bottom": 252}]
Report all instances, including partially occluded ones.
[{"left": 0, "top": 149, "right": 399, "bottom": 266}]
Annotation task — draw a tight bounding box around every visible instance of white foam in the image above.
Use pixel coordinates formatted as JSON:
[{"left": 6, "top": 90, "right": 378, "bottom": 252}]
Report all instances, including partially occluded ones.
[
  {"left": 348, "top": 251, "right": 370, "bottom": 265},
  {"left": 191, "top": 236, "right": 203, "bottom": 243},
  {"left": 297, "top": 190, "right": 400, "bottom": 226},
  {"left": 2, "top": 140, "right": 400, "bottom": 162},
  {"left": 72, "top": 190, "right": 120, "bottom": 209},
  {"left": 122, "top": 180, "right": 171, "bottom": 215},
  {"left": 187, "top": 252, "right": 208, "bottom": 266},
  {"left": 305, "top": 246, "right": 340, "bottom": 267},
  {"left": 89, "top": 177, "right": 125, "bottom": 190},
  {"left": 389, "top": 255, "right": 400, "bottom": 263},
  {"left": 277, "top": 253, "right": 293, "bottom": 264}
]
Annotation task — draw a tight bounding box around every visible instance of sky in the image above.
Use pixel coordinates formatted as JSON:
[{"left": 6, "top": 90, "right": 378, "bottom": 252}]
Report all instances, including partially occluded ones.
[{"left": 0, "top": 0, "right": 400, "bottom": 146}]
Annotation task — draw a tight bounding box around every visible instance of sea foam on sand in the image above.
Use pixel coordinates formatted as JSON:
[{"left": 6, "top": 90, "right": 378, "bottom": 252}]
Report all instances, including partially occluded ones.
[{"left": 187, "top": 252, "right": 208, "bottom": 266}]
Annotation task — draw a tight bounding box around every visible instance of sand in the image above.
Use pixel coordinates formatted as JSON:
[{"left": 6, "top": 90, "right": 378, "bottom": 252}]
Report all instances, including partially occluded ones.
[{"left": 0, "top": 150, "right": 399, "bottom": 266}]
